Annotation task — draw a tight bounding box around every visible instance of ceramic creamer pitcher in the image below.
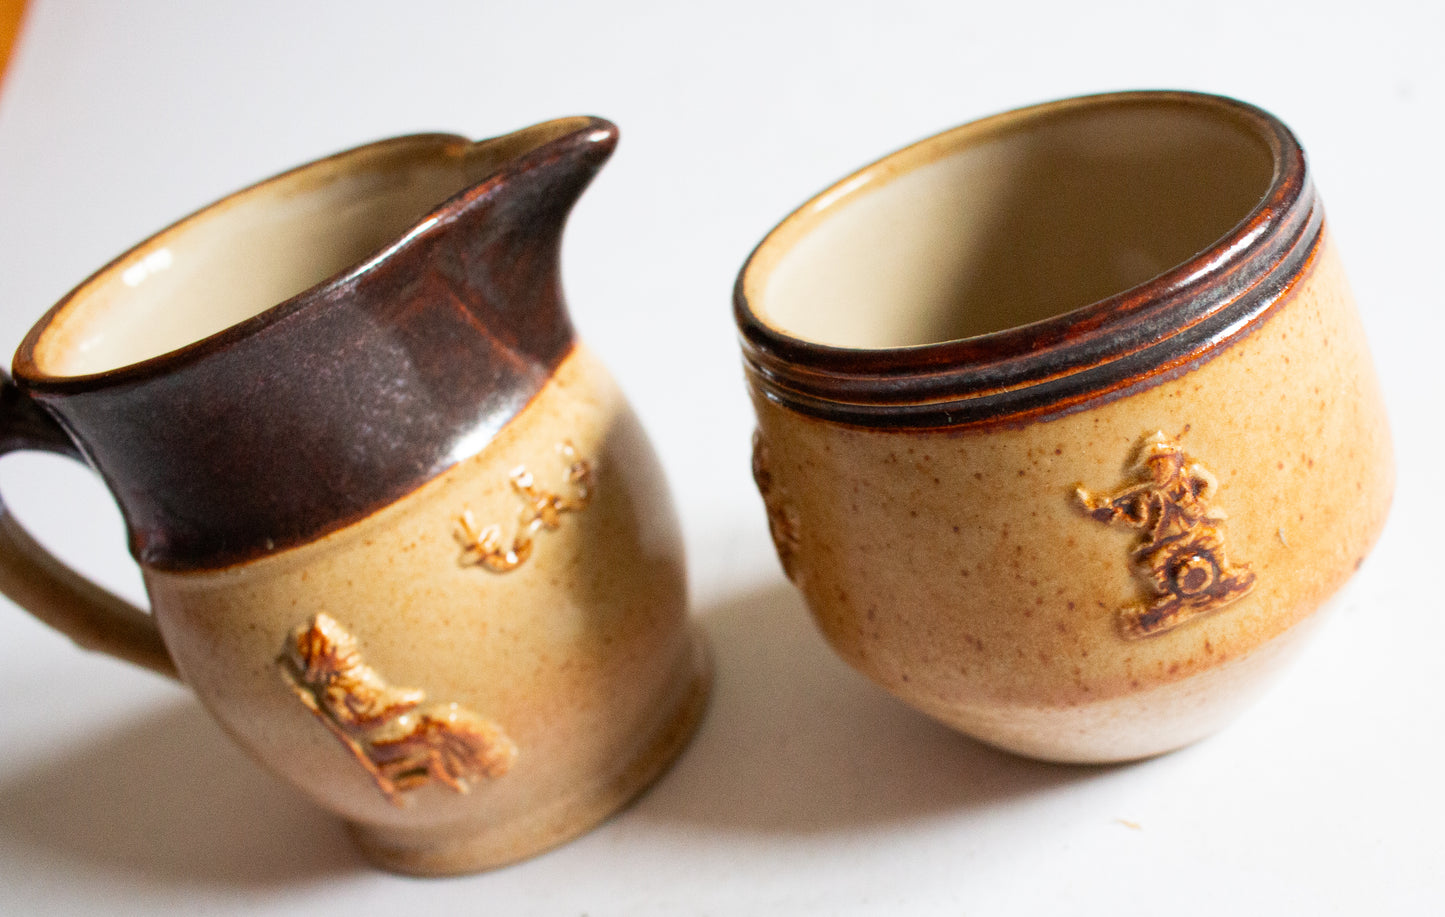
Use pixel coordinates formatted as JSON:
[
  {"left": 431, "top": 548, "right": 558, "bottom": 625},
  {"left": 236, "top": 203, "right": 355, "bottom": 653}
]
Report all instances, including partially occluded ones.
[
  {"left": 737, "top": 91, "right": 1392, "bottom": 764},
  {"left": 0, "top": 117, "right": 710, "bottom": 875}
]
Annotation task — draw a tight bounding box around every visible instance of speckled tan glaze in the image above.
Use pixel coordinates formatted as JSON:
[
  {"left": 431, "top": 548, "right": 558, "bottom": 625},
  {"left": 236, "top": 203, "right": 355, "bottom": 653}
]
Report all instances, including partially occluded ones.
[
  {"left": 145, "top": 345, "right": 709, "bottom": 875},
  {"left": 749, "top": 237, "right": 1391, "bottom": 762}
]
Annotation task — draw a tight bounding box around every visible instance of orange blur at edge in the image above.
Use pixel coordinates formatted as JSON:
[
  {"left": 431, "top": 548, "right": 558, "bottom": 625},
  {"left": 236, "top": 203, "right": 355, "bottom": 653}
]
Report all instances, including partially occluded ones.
[{"left": 0, "top": 0, "right": 28, "bottom": 92}]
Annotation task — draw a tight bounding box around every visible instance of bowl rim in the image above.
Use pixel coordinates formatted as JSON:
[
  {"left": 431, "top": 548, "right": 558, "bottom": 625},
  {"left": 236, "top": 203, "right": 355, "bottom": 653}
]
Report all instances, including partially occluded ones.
[{"left": 733, "top": 90, "right": 1321, "bottom": 430}]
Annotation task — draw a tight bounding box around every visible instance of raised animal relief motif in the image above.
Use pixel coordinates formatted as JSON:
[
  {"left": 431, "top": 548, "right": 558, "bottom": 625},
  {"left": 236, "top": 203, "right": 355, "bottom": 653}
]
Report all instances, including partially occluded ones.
[
  {"left": 455, "top": 441, "right": 593, "bottom": 572},
  {"left": 1074, "top": 432, "right": 1256, "bottom": 639},
  {"left": 751, "top": 429, "right": 801, "bottom": 582},
  {"left": 278, "top": 614, "right": 516, "bottom": 805}
]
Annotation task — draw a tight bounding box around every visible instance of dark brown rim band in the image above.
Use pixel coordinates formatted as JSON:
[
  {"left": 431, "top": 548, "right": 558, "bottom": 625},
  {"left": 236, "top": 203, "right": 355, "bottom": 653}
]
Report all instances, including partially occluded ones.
[
  {"left": 7, "top": 119, "right": 615, "bottom": 572},
  {"left": 734, "top": 91, "right": 1321, "bottom": 430},
  {"left": 15, "top": 119, "right": 605, "bottom": 392}
]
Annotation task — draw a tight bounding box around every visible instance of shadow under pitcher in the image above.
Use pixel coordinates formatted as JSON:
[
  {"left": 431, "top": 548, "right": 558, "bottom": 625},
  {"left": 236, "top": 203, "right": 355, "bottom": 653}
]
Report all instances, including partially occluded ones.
[{"left": 735, "top": 90, "right": 1392, "bottom": 763}]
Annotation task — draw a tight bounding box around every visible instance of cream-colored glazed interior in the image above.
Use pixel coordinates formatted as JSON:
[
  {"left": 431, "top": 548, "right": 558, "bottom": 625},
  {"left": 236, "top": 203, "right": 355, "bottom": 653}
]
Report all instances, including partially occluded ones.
[
  {"left": 32, "top": 119, "right": 589, "bottom": 377},
  {"left": 750, "top": 100, "right": 1276, "bottom": 348}
]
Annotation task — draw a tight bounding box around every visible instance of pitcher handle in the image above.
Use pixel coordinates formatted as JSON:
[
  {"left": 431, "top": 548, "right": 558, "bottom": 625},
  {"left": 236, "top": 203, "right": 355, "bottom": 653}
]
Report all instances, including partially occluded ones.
[{"left": 0, "top": 376, "right": 178, "bottom": 679}]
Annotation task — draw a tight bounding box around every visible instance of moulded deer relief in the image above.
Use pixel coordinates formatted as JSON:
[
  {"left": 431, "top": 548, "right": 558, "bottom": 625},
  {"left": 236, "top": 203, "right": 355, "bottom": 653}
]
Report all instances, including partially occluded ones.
[
  {"left": 455, "top": 441, "right": 593, "bottom": 572},
  {"left": 1074, "top": 431, "right": 1256, "bottom": 639},
  {"left": 278, "top": 614, "right": 516, "bottom": 806}
]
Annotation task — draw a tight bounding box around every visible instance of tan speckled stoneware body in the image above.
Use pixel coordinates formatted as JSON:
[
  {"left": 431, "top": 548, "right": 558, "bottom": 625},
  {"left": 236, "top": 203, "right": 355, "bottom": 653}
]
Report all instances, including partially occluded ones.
[
  {"left": 736, "top": 92, "right": 1392, "bottom": 763},
  {"left": 0, "top": 119, "right": 709, "bottom": 875}
]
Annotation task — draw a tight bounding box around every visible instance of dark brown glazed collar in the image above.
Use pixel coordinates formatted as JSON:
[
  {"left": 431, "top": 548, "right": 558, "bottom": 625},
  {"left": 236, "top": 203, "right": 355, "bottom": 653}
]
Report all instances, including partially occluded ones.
[
  {"left": 735, "top": 92, "right": 1321, "bottom": 429},
  {"left": 11, "top": 118, "right": 616, "bottom": 571}
]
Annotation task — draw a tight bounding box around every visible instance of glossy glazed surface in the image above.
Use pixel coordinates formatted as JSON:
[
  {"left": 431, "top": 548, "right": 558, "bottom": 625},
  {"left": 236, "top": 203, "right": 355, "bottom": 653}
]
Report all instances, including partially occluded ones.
[
  {"left": 15, "top": 119, "right": 615, "bottom": 570},
  {"left": 754, "top": 101, "right": 1272, "bottom": 348},
  {"left": 737, "top": 93, "right": 1316, "bottom": 429}
]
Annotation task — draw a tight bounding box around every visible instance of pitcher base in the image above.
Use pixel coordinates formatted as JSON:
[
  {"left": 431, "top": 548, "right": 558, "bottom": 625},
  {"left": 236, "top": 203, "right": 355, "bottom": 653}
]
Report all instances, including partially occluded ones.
[{"left": 345, "top": 628, "right": 712, "bottom": 877}]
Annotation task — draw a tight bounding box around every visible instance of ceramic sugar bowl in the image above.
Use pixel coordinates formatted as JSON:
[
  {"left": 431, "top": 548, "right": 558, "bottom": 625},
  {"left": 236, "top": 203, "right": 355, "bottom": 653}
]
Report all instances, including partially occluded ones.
[
  {"left": 736, "top": 91, "right": 1392, "bottom": 763},
  {"left": 0, "top": 118, "right": 710, "bottom": 875}
]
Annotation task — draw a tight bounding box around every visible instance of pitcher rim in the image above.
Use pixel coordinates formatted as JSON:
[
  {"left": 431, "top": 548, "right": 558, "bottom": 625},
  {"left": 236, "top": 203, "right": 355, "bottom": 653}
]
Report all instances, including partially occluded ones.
[{"left": 14, "top": 116, "right": 615, "bottom": 393}]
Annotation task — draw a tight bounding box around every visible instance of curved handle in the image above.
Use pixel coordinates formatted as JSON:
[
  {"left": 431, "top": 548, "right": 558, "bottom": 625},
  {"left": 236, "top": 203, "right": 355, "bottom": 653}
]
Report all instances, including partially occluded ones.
[{"left": 0, "top": 376, "right": 178, "bottom": 679}]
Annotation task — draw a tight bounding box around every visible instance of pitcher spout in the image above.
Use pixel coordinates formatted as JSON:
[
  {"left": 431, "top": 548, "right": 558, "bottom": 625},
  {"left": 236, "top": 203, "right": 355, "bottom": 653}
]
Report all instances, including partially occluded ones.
[
  {"left": 424, "top": 117, "right": 619, "bottom": 369},
  {"left": 15, "top": 118, "right": 624, "bottom": 571}
]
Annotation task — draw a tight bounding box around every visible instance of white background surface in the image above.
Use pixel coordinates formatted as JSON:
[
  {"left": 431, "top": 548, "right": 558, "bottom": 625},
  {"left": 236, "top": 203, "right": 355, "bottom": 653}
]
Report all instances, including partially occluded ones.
[{"left": 0, "top": 1, "right": 1441, "bottom": 913}]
